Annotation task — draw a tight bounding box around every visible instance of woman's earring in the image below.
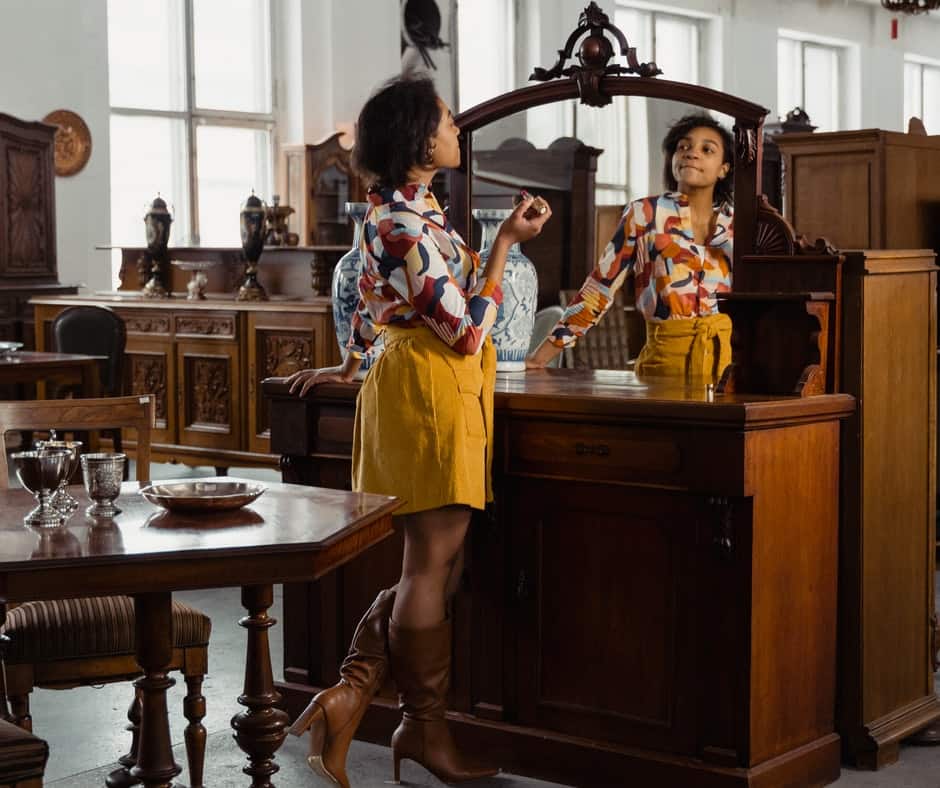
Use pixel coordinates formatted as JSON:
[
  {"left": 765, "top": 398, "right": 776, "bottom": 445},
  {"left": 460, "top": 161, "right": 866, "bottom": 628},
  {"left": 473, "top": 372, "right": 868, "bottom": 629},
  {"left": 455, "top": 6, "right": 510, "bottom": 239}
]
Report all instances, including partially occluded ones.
[{"left": 425, "top": 141, "right": 436, "bottom": 165}]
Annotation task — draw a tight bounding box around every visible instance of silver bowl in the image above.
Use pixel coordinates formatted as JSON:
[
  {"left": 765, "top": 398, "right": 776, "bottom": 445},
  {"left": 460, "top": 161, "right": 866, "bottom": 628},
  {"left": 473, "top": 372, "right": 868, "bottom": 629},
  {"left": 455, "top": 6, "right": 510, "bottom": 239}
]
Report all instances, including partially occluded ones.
[
  {"left": 140, "top": 481, "right": 266, "bottom": 512},
  {"left": 80, "top": 453, "right": 126, "bottom": 518},
  {"left": 12, "top": 449, "right": 72, "bottom": 528}
]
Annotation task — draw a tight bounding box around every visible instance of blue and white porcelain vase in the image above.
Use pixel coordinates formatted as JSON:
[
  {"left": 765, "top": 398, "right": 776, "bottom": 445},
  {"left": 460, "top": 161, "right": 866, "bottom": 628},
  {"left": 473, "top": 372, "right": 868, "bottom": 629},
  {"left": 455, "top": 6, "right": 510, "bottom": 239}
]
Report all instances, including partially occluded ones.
[
  {"left": 472, "top": 208, "right": 538, "bottom": 373},
  {"left": 331, "top": 202, "right": 381, "bottom": 370}
]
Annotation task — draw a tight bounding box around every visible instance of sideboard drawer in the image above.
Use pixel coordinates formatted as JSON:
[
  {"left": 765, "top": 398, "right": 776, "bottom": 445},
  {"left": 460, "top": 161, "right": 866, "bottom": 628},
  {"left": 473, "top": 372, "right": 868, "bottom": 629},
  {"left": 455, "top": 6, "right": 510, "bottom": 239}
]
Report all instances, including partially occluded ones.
[
  {"left": 504, "top": 419, "right": 743, "bottom": 493},
  {"left": 174, "top": 312, "right": 238, "bottom": 340}
]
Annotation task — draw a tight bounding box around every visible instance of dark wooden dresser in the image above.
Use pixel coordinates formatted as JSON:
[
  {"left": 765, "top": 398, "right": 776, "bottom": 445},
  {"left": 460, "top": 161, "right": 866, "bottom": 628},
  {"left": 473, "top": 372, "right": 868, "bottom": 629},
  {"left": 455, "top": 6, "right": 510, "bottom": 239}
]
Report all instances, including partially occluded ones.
[
  {"left": 0, "top": 112, "right": 78, "bottom": 349},
  {"left": 263, "top": 371, "right": 854, "bottom": 787}
]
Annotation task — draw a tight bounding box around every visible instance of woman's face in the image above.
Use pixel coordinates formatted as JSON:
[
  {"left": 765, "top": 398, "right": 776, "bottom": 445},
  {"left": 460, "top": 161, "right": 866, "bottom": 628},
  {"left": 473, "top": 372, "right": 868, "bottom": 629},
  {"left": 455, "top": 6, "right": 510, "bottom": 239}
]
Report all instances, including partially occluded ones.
[
  {"left": 671, "top": 126, "right": 730, "bottom": 194},
  {"left": 429, "top": 98, "right": 461, "bottom": 170}
]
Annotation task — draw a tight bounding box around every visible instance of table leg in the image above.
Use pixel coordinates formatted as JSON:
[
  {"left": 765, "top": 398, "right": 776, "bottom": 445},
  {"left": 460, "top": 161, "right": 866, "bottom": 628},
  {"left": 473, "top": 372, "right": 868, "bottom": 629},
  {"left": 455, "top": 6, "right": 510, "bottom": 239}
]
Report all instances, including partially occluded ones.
[
  {"left": 130, "top": 592, "right": 181, "bottom": 788},
  {"left": 232, "top": 584, "right": 289, "bottom": 788}
]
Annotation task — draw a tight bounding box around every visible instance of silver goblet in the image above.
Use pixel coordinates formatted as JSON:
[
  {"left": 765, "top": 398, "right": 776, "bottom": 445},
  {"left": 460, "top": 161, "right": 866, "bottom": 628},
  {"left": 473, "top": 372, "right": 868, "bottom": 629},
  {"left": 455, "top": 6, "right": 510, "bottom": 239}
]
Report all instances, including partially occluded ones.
[
  {"left": 80, "top": 453, "right": 126, "bottom": 518},
  {"left": 35, "top": 439, "right": 82, "bottom": 514},
  {"left": 12, "top": 449, "right": 72, "bottom": 528}
]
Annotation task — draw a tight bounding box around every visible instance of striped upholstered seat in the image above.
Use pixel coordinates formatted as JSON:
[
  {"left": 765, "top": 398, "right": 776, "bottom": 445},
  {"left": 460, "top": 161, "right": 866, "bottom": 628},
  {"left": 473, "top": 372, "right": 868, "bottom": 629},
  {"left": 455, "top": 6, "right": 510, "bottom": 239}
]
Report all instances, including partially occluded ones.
[
  {"left": 2, "top": 597, "right": 210, "bottom": 662},
  {"left": 0, "top": 718, "right": 47, "bottom": 788}
]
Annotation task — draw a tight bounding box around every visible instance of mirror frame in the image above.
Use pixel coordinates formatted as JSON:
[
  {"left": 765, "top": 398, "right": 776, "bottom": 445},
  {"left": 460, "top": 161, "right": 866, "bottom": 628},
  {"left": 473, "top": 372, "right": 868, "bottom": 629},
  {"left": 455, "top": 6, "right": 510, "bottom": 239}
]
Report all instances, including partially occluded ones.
[{"left": 448, "top": 5, "right": 769, "bottom": 272}]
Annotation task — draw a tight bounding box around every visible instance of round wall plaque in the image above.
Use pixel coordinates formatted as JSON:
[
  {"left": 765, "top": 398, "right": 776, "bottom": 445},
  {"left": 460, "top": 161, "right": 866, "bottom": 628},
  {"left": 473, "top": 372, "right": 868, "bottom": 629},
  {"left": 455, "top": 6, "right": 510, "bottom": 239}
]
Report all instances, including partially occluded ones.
[{"left": 41, "top": 109, "right": 92, "bottom": 177}]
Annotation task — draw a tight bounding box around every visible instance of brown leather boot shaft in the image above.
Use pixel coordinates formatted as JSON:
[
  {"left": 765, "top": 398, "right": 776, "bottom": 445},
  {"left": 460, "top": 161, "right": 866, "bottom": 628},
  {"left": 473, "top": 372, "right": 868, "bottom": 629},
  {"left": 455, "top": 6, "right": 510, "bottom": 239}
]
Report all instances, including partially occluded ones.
[
  {"left": 290, "top": 587, "right": 396, "bottom": 788},
  {"left": 389, "top": 618, "right": 499, "bottom": 782},
  {"left": 339, "top": 587, "right": 395, "bottom": 690}
]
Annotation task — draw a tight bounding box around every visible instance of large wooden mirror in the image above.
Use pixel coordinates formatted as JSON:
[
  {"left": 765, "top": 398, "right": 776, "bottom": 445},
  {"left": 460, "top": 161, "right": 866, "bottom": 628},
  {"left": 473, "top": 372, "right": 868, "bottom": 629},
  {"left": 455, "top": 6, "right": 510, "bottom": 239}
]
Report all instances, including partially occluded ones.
[{"left": 447, "top": 2, "right": 769, "bottom": 305}]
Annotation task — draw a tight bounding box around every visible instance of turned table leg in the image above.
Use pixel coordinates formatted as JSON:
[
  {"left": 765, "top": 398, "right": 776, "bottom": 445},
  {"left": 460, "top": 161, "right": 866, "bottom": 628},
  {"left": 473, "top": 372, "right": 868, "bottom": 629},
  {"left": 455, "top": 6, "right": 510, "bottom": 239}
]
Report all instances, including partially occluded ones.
[
  {"left": 130, "top": 592, "right": 181, "bottom": 788},
  {"left": 232, "top": 584, "right": 289, "bottom": 788}
]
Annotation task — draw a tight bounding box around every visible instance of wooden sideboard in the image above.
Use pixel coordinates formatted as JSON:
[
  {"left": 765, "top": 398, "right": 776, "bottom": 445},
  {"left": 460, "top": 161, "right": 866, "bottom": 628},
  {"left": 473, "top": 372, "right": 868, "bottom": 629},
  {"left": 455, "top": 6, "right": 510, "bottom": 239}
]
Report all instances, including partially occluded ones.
[
  {"left": 263, "top": 371, "right": 854, "bottom": 787},
  {"left": 33, "top": 296, "right": 341, "bottom": 470}
]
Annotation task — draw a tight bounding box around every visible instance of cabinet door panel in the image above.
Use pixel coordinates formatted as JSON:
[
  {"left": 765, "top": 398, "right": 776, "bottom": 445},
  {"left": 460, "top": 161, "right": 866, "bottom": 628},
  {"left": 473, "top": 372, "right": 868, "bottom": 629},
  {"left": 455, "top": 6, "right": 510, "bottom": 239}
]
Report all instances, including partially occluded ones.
[
  {"left": 247, "top": 312, "right": 330, "bottom": 455},
  {"left": 176, "top": 339, "right": 240, "bottom": 451},
  {"left": 511, "top": 479, "right": 703, "bottom": 754},
  {"left": 125, "top": 336, "right": 175, "bottom": 445}
]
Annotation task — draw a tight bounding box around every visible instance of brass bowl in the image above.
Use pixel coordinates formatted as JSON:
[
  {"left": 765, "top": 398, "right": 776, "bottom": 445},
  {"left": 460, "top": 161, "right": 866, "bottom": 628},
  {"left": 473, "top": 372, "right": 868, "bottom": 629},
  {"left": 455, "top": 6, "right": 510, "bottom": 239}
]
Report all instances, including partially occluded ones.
[{"left": 140, "top": 481, "right": 266, "bottom": 513}]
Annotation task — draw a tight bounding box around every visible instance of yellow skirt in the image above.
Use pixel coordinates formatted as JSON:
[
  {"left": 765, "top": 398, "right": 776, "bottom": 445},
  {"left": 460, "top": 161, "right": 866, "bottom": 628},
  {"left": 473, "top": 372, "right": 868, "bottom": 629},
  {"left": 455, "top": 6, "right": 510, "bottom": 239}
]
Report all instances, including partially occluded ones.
[
  {"left": 635, "top": 313, "right": 732, "bottom": 382},
  {"left": 352, "top": 324, "right": 496, "bottom": 515}
]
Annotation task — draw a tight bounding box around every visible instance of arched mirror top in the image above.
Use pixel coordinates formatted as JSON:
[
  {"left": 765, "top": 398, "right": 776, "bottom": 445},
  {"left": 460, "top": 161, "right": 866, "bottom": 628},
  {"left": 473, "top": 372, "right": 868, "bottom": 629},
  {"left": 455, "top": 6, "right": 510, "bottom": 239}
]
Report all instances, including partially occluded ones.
[{"left": 447, "top": 2, "right": 771, "bottom": 269}]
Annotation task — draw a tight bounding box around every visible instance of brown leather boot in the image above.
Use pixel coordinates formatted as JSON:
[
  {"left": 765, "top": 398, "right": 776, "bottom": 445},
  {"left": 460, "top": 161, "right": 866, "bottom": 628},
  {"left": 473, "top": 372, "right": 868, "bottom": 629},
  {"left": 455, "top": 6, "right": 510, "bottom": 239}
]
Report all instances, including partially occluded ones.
[
  {"left": 289, "top": 587, "right": 395, "bottom": 787},
  {"left": 389, "top": 618, "right": 499, "bottom": 783}
]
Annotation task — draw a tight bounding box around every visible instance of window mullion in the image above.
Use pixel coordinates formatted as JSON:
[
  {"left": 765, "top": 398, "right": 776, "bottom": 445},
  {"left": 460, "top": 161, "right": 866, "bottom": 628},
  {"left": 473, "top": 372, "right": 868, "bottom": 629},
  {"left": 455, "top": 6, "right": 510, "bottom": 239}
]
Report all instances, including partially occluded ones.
[{"left": 184, "top": 0, "right": 199, "bottom": 245}]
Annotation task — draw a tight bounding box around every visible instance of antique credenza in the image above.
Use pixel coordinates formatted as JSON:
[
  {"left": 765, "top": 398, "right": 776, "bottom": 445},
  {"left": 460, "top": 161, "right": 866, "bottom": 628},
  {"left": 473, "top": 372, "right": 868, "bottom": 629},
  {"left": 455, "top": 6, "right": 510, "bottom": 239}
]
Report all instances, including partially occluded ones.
[
  {"left": 263, "top": 372, "right": 854, "bottom": 787},
  {"left": 32, "top": 296, "right": 341, "bottom": 469}
]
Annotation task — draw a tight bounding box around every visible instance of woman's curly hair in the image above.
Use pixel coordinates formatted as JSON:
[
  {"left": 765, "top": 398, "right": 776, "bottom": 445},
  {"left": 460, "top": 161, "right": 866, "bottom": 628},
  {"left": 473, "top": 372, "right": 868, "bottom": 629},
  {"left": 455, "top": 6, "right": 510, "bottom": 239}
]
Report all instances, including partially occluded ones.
[
  {"left": 661, "top": 112, "right": 734, "bottom": 206},
  {"left": 353, "top": 76, "right": 441, "bottom": 189}
]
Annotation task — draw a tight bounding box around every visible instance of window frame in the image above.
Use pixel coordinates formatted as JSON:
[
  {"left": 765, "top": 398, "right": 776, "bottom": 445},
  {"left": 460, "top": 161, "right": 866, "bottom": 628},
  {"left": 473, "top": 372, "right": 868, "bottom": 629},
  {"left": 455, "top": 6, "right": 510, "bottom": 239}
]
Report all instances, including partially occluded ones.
[
  {"left": 903, "top": 56, "right": 940, "bottom": 131},
  {"left": 108, "top": 0, "right": 276, "bottom": 245},
  {"left": 777, "top": 30, "right": 853, "bottom": 133}
]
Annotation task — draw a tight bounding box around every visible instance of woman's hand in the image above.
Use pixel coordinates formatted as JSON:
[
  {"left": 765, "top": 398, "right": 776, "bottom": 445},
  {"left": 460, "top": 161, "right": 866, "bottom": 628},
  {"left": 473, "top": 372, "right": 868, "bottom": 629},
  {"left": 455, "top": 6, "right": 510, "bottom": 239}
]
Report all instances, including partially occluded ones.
[
  {"left": 525, "top": 338, "right": 562, "bottom": 370},
  {"left": 497, "top": 194, "right": 552, "bottom": 246},
  {"left": 286, "top": 364, "right": 354, "bottom": 397}
]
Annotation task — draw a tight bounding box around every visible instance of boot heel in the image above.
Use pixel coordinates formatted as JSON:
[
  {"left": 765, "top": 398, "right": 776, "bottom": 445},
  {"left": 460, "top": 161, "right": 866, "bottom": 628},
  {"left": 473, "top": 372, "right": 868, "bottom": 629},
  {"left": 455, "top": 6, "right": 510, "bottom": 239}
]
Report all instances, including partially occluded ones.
[
  {"left": 289, "top": 700, "right": 325, "bottom": 737},
  {"left": 392, "top": 752, "right": 402, "bottom": 783}
]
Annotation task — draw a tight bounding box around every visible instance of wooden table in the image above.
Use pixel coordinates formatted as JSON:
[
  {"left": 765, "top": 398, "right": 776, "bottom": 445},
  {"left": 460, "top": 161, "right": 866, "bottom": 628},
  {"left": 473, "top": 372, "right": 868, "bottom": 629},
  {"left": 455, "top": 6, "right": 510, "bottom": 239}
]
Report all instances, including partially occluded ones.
[
  {"left": 0, "top": 351, "right": 101, "bottom": 396},
  {"left": 264, "top": 370, "right": 856, "bottom": 788},
  {"left": 0, "top": 479, "right": 399, "bottom": 787}
]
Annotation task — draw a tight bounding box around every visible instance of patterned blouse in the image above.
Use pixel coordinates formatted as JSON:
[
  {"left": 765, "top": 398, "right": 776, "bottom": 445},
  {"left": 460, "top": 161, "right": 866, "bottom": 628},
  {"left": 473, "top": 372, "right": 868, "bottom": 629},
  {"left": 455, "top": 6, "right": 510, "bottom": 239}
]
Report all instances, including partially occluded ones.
[
  {"left": 551, "top": 191, "right": 733, "bottom": 348},
  {"left": 348, "top": 183, "right": 503, "bottom": 358}
]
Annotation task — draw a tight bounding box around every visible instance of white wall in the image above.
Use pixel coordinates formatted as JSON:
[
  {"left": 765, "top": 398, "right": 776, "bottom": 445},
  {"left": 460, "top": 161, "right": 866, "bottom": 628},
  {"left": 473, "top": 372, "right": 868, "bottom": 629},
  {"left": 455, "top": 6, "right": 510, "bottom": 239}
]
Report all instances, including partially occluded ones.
[
  {"left": 273, "top": 0, "right": 400, "bottom": 150},
  {"left": 0, "top": 0, "right": 111, "bottom": 292}
]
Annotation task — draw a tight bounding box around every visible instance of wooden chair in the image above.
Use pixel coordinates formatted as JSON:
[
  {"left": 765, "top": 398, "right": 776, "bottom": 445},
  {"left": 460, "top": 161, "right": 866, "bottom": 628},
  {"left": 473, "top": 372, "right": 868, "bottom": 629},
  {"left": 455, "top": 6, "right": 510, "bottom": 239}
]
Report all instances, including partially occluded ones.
[
  {"left": 559, "top": 289, "right": 642, "bottom": 370},
  {"left": 0, "top": 719, "right": 46, "bottom": 788},
  {"left": 0, "top": 395, "right": 210, "bottom": 788}
]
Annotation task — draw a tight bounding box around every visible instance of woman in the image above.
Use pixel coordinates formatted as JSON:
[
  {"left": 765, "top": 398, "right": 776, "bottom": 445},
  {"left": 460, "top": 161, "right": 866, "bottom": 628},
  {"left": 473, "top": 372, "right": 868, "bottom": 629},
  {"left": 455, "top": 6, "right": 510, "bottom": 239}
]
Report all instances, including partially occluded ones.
[
  {"left": 527, "top": 112, "right": 734, "bottom": 381},
  {"left": 285, "top": 76, "right": 551, "bottom": 786}
]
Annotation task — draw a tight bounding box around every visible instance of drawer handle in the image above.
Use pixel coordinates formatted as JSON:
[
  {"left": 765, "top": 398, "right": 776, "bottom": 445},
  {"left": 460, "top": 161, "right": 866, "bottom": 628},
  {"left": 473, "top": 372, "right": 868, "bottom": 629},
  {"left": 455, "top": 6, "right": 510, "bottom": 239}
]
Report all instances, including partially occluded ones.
[{"left": 575, "top": 442, "right": 610, "bottom": 457}]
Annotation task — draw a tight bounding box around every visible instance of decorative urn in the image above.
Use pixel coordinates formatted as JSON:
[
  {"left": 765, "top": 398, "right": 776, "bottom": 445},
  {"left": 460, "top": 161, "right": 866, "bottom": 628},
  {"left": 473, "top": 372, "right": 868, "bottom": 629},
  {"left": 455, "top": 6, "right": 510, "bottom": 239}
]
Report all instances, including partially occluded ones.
[
  {"left": 331, "top": 202, "right": 382, "bottom": 370},
  {"left": 237, "top": 192, "right": 268, "bottom": 301},
  {"left": 142, "top": 195, "right": 173, "bottom": 298},
  {"left": 472, "top": 208, "right": 538, "bottom": 372}
]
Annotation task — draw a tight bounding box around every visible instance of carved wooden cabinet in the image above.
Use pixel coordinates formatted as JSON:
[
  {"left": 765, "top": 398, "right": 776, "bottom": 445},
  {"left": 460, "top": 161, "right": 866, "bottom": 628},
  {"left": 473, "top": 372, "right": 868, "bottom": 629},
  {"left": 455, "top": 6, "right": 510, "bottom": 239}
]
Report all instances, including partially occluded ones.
[
  {"left": 32, "top": 297, "right": 340, "bottom": 469},
  {"left": 0, "top": 113, "right": 77, "bottom": 351},
  {"left": 263, "top": 373, "right": 855, "bottom": 787},
  {"left": 283, "top": 133, "right": 367, "bottom": 247}
]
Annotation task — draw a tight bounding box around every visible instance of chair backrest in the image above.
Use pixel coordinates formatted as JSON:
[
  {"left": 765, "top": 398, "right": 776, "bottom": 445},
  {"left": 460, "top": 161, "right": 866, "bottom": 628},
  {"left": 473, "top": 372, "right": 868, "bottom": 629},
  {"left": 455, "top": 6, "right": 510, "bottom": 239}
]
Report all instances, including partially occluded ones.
[
  {"left": 529, "top": 305, "right": 564, "bottom": 369},
  {"left": 51, "top": 306, "right": 127, "bottom": 396},
  {"left": 0, "top": 395, "right": 154, "bottom": 489},
  {"left": 559, "top": 289, "right": 638, "bottom": 370}
]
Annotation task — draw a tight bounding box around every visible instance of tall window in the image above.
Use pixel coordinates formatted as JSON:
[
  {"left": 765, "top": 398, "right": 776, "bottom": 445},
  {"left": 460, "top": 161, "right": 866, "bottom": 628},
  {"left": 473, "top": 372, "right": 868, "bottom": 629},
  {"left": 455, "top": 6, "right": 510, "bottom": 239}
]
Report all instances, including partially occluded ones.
[
  {"left": 108, "top": 0, "right": 274, "bottom": 249},
  {"left": 904, "top": 58, "right": 940, "bottom": 133},
  {"left": 777, "top": 34, "right": 842, "bottom": 133}
]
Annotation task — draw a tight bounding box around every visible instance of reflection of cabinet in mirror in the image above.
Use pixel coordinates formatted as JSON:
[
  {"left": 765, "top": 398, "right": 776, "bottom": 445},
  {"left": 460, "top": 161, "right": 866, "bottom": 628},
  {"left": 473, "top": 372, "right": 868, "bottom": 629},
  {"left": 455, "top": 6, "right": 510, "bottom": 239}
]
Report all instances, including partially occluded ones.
[
  {"left": 283, "top": 133, "right": 367, "bottom": 247},
  {"left": 472, "top": 137, "right": 600, "bottom": 310}
]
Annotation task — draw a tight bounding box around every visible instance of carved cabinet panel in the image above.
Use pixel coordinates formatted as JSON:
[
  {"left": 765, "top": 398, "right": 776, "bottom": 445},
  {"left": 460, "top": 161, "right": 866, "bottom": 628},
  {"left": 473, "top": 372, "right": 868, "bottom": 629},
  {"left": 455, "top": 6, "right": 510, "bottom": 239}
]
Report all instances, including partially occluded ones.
[
  {"left": 0, "top": 114, "right": 57, "bottom": 280},
  {"left": 124, "top": 336, "right": 176, "bottom": 446},
  {"left": 177, "top": 338, "right": 240, "bottom": 452},
  {"left": 246, "top": 310, "right": 340, "bottom": 455}
]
